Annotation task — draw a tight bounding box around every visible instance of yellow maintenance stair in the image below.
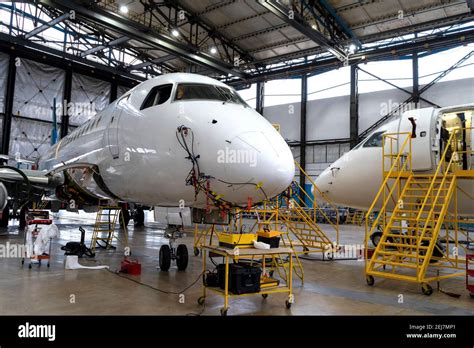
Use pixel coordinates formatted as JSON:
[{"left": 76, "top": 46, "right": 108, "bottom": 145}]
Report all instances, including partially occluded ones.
[
  {"left": 365, "top": 128, "right": 472, "bottom": 295},
  {"left": 90, "top": 204, "right": 129, "bottom": 252}
]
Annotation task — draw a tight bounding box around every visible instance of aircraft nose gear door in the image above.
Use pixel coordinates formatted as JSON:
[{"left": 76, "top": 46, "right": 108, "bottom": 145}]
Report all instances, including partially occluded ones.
[{"left": 107, "top": 95, "right": 129, "bottom": 160}]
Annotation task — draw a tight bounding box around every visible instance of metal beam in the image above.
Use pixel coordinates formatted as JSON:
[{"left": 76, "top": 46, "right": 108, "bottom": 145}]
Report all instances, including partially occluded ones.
[
  {"left": 40, "top": 0, "right": 248, "bottom": 79},
  {"left": 299, "top": 74, "right": 307, "bottom": 202},
  {"left": 357, "top": 67, "right": 439, "bottom": 107},
  {"left": 60, "top": 67, "right": 72, "bottom": 138},
  {"left": 318, "top": 0, "right": 360, "bottom": 46},
  {"left": 228, "top": 28, "right": 474, "bottom": 86},
  {"left": 260, "top": 0, "right": 347, "bottom": 61},
  {"left": 127, "top": 55, "right": 175, "bottom": 71},
  {"left": 412, "top": 51, "right": 419, "bottom": 107},
  {"left": 2, "top": 54, "right": 16, "bottom": 155},
  {"left": 110, "top": 80, "right": 118, "bottom": 103},
  {"left": 80, "top": 36, "right": 130, "bottom": 57},
  {"left": 0, "top": 32, "right": 143, "bottom": 86},
  {"left": 349, "top": 65, "right": 359, "bottom": 149},
  {"left": 24, "top": 12, "right": 70, "bottom": 39},
  {"left": 256, "top": 81, "right": 264, "bottom": 115}
]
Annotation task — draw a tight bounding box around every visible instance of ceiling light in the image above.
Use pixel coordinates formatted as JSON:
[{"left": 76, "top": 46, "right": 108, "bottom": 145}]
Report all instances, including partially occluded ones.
[
  {"left": 210, "top": 47, "right": 217, "bottom": 54},
  {"left": 311, "top": 24, "right": 317, "bottom": 30},
  {"left": 349, "top": 43, "right": 357, "bottom": 53},
  {"left": 119, "top": 5, "right": 128, "bottom": 14},
  {"left": 171, "top": 29, "right": 180, "bottom": 37}
]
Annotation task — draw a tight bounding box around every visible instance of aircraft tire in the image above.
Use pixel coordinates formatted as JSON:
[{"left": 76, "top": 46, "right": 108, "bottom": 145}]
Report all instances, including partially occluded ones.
[
  {"left": 159, "top": 245, "right": 171, "bottom": 271},
  {"left": 176, "top": 244, "right": 188, "bottom": 271}
]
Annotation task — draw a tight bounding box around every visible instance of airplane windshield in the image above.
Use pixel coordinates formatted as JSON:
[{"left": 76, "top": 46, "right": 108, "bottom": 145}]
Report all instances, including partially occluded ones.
[
  {"left": 174, "top": 83, "right": 248, "bottom": 106},
  {"left": 363, "top": 131, "right": 385, "bottom": 148}
]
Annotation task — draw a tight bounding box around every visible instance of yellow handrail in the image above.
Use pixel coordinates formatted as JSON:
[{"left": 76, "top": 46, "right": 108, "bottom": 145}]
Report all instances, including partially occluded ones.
[
  {"left": 365, "top": 132, "right": 412, "bottom": 251},
  {"left": 293, "top": 160, "right": 340, "bottom": 243},
  {"left": 415, "top": 130, "right": 459, "bottom": 277}
]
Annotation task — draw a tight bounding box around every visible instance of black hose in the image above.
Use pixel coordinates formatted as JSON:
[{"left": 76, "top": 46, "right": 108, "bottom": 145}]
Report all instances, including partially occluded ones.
[{"left": 0, "top": 165, "right": 33, "bottom": 209}]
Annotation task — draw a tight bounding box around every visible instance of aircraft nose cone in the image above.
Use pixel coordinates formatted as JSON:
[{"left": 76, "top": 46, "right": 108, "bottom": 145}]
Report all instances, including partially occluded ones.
[
  {"left": 221, "top": 130, "right": 294, "bottom": 201},
  {"left": 314, "top": 167, "right": 333, "bottom": 200}
]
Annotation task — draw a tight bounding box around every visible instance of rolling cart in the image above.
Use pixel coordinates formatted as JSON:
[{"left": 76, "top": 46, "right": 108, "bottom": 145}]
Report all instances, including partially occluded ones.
[
  {"left": 21, "top": 215, "right": 53, "bottom": 269},
  {"left": 199, "top": 245, "right": 294, "bottom": 316}
]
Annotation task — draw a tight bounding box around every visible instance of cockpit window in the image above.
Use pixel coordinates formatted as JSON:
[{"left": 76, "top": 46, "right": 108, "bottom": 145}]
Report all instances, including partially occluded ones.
[
  {"left": 174, "top": 83, "right": 248, "bottom": 106},
  {"left": 363, "top": 131, "right": 385, "bottom": 148},
  {"left": 141, "top": 84, "right": 173, "bottom": 110}
]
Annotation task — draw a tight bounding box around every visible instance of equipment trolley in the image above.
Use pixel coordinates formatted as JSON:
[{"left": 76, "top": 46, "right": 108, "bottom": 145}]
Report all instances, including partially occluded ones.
[
  {"left": 21, "top": 215, "right": 53, "bottom": 269},
  {"left": 198, "top": 245, "right": 294, "bottom": 316}
]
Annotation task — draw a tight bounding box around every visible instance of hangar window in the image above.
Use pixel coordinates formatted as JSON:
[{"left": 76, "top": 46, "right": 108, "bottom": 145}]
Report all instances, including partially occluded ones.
[
  {"left": 174, "top": 83, "right": 248, "bottom": 106},
  {"left": 363, "top": 131, "right": 385, "bottom": 148},
  {"left": 141, "top": 84, "right": 173, "bottom": 110}
]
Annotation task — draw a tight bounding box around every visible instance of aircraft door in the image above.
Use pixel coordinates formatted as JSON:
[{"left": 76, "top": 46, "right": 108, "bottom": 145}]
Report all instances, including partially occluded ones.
[
  {"left": 107, "top": 95, "right": 128, "bottom": 160},
  {"left": 399, "top": 108, "right": 436, "bottom": 171}
]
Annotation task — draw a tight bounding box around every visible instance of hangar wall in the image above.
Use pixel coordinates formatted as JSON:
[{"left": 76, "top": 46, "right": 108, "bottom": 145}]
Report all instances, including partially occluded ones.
[
  {"left": 0, "top": 53, "right": 131, "bottom": 163},
  {"left": 261, "top": 76, "right": 474, "bottom": 180}
]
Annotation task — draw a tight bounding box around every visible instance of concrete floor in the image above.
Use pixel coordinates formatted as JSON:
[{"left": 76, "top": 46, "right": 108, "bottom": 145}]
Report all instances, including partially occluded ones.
[{"left": 0, "top": 215, "right": 473, "bottom": 316}]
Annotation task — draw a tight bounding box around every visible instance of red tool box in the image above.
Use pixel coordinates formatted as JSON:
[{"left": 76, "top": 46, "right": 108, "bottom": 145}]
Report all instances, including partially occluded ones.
[{"left": 120, "top": 258, "right": 142, "bottom": 275}]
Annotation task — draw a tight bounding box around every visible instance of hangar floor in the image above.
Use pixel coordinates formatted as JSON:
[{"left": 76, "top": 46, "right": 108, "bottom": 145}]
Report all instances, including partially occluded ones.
[{"left": 0, "top": 217, "right": 473, "bottom": 316}]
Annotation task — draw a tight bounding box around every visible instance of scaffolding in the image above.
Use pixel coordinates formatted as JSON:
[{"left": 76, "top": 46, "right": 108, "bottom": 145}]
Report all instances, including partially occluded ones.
[
  {"left": 193, "top": 160, "right": 341, "bottom": 283},
  {"left": 365, "top": 128, "right": 474, "bottom": 295}
]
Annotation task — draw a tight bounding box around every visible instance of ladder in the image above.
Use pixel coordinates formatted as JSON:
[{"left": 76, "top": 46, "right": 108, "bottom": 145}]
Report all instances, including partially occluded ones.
[
  {"left": 90, "top": 205, "right": 129, "bottom": 252},
  {"left": 367, "top": 174, "right": 456, "bottom": 283},
  {"left": 279, "top": 198, "right": 333, "bottom": 253},
  {"left": 365, "top": 130, "right": 461, "bottom": 295}
]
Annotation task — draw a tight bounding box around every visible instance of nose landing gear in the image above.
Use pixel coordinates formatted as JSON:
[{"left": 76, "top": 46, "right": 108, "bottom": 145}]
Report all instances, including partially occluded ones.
[{"left": 158, "top": 225, "right": 189, "bottom": 271}]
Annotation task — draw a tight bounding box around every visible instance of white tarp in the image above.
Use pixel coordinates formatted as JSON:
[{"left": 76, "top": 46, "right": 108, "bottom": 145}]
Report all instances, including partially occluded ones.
[
  {"left": 70, "top": 73, "right": 110, "bottom": 126},
  {"left": 0, "top": 52, "right": 9, "bottom": 113},
  {"left": 26, "top": 223, "right": 59, "bottom": 256},
  {"left": 9, "top": 117, "right": 52, "bottom": 161},
  {"left": 13, "top": 58, "right": 65, "bottom": 122}
]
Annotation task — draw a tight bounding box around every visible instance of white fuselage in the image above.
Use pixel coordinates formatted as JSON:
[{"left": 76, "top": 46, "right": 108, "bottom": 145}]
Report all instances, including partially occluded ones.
[
  {"left": 315, "top": 105, "right": 474, "bottom": 215},
  {"left": 38, "top": 73, "right": 295, "bottom": 208}
]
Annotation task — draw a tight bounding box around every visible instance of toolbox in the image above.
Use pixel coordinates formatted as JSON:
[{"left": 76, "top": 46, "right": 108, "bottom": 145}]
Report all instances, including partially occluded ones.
[
  {"left": 217, "top": 263, "right": 262, "bottom": 294},
  {"left": 217, "top": 232, "right": 257, "bottom": 248},
  {"left": 257, "top": 229, "right": 281, "bottom": 248},
  {"left": 120, "top": 258, "right": 142, "bottom": 275}
]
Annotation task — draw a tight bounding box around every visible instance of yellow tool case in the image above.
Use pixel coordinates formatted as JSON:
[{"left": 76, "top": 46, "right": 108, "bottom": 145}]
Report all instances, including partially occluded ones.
[
  {"left": 217, "top": 232, "right": 257, "bottom": 248},
  {"left": 257, "top": 230, "right": 281, "bottom": 248}
]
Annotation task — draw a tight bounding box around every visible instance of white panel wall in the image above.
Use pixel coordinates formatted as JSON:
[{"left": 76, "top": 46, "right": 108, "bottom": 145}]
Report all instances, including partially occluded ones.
[
  {"left": 358, "top": 88, "right": 408, "bottom": 135},
  {"left": 307, "top": 95, "right": 350, "bottom": 141},
  {"left": 263, "top": 102, "right": 301, "bottom": 142},
  {"left": 422, "top": 78, "right": 474, "bottom": 107}
]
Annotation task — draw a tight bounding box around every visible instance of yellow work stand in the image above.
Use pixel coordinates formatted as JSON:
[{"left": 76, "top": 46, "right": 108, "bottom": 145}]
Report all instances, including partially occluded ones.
[{"left": 198, "top": 246, "right": 294, "bottom": 316}]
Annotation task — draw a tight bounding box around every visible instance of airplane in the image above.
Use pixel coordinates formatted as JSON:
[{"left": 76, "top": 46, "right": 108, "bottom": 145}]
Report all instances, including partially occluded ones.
[
  {"left": 314, "top": 104, "right": 474, "bottom": 219},
  {"left": 0, "top": 72, "right": 295, "bottom": 270}
]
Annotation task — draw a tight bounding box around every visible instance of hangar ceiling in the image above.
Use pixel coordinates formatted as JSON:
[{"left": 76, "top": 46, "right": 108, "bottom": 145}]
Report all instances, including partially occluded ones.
[{"left": 0, "top": 0, "right": 473, "bottom": 86}]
